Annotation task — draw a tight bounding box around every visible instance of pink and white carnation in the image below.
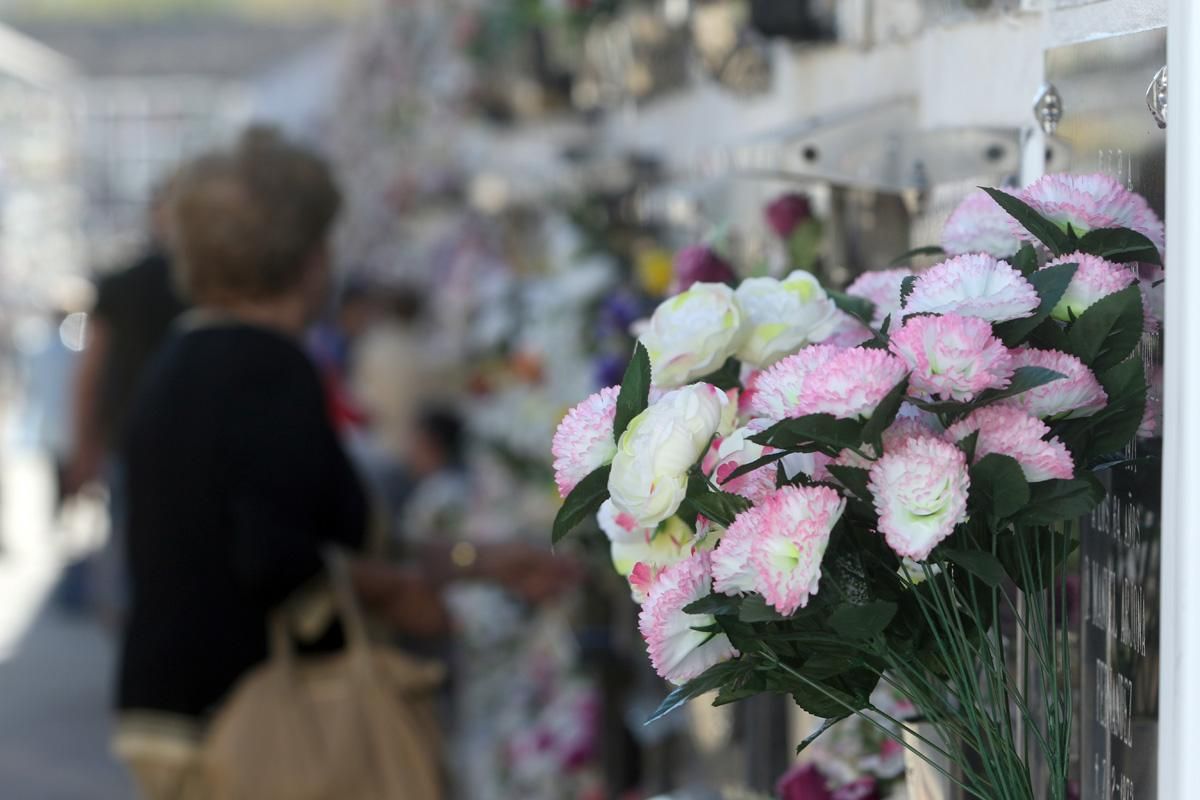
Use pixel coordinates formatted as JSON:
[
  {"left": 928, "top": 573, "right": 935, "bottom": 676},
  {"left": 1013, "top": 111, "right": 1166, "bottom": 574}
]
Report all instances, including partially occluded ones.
[
  {"left": 941, "top": 189, "right": 1023, "bottom": 258},
  {"left": 735, "top": 271, "right": 840, "bottom": 368},
  {"left": 638, "top": 552, "right": 740, "bottom": 685},
  {"left": 1019, "top": 172, "right": 1165, "bottom": 255},
  {"left": 946, "top": 406, "right": 1074, "bottom": 482},
  {"left": 904, "top": 254, "right": 1039, "bottom": 323},
  {"left": 640, "top": 282, "right": 745, "bottom": 388},
  {"left": 712, "top": 486, "right": 845, "bottom": 615},
  {"left": 796, "top": 348, "right": 909, "bottom": 420},
  {"left": 888, "top": 314, "right": 1013, "bottom": 402},
  {"left": 1042, "top": 252, "right": 1135, "bottom": 322},
  {"left": 868, "top": 436, "right": 970, "bottom": 561},
  {"left": 629, "top": 562, "right": 667, "bottom": 604},
  {"left": 552, "top": 386, "right": 618, "bottom": 497},
  {"left": 846, "top": 268, "right": 914, "bottom": 326},
  {"left": 598, "top": 500, "right": 693, "bottom": 577},
  {"left": 746, "top": 344, "right": 843, "bottom": 422},
  {"left": 609, "top": 383, "right": 729, "bottom": 528},
  {"left": 709, "top": 421, "right": 778, "bottom": 505},
  {"left": 999, "top": 348, "right": 1107, "bottom": 419}
]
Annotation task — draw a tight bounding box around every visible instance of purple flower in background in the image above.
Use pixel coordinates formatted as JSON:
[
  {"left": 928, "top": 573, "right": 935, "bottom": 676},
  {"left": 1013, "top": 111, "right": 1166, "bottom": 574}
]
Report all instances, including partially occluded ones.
[
  {"left": 766, "top": 192, "right": 814, "bottom": 239},
  {"left": 831, "top": 778, "right": 880, "bottom": 800},
  {"left": 777, "top": 763, "right": 834, "bottom": 800},
  {"left": 596, "top": 289, "right": 649, "bottom": 338},
  {"left": 594, "top": 353, "right": 627, "bottom": 388},
  {"left": 672, "top": 245, "right": 737, "bottom": 292}
]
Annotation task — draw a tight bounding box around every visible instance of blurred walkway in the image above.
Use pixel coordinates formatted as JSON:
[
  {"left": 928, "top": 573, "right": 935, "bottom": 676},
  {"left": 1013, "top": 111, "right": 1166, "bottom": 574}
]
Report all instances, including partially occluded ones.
[{"left": 0, "top": 449, "right": 134, "bottom": 799}]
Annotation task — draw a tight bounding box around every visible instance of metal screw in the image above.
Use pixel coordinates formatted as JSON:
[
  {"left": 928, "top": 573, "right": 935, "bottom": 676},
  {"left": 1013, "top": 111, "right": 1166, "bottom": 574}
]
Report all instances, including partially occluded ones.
[{"left": 1033, "top": 82, "right": 1063, "bottom": 136}]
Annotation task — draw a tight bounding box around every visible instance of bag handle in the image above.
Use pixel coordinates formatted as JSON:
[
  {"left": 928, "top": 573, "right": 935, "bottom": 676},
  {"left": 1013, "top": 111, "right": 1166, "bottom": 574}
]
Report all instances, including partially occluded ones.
[{"left": 266, "top": 549, "right": 373, "bottom": 669}]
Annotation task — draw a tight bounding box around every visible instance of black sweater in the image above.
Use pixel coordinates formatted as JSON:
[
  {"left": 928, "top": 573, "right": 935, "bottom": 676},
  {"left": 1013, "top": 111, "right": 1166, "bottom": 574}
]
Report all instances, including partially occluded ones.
[{"left": 117, "top": 322, "right": 366, "bottom": 719}]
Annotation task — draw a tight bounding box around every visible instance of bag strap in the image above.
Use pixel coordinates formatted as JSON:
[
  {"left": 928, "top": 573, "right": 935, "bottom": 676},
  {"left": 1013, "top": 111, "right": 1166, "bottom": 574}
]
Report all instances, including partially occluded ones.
[
  {"left": 266, "top": 549, "right": 372, "bottom": 669},
  {"left": 324, "top": 547, "right": 374, "bottom": 661}
]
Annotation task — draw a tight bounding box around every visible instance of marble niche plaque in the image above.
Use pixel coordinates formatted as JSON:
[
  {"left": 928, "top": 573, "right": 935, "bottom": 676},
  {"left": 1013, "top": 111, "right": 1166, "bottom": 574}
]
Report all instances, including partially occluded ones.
[{"left": 1045, "top": 27, "right": 1165, "bottom": 800}]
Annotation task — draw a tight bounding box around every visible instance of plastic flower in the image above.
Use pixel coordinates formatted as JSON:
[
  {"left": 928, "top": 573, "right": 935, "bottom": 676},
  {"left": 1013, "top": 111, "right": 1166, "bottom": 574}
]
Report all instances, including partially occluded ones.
[
  {"left": 638, "top": 552, "right": 739, "bottom": 685},
  {"left": 708, "top": 421, "right": 778, "bottom": 505},
  {"left": 846, "top": 268, "right": 913, "bottom": 326},
  {"left": 797, "top": 347, "right": 909, "bottom": 420},
  {"left": 869, "top": 436, "right": 970, "bottom": 561},
  {"left": 672, "top": 245, "right": 737, "bottom": 293},
  {"left": 888, "top": 314, "right": 1013, "bottom": 401},
  {"left": 597, "top": 500, "right": 692, "bottom": 578},
  {"left": 999, "top": 347, "right": 1107, "bottom": 419},
  {"left": 552, "top": 386, "right": 618, "bottom": 497},
  {"left": 1042, "top": 252, "right": 1135, "bottom": 321},
  {"left": 745, "top": 344, "right": 842, "bottom": 422},
  {"left": 942, "top": 189, "right": 1023, "bottom": 258},
  {"left": 904, "top": 254, "right": 1039, "bottom": 323},
  {"left": 640, "top": 282, "right": 744, "bottom": 388},
  {"left": 777, "top": 763, "right": 834, "bottom": 800},
  {"left": 712, "top": 486, "right": 845, "bottom": 615},
  {"left": 609, "top": 383, "right": 729, "bottom": 528},
  {"left": 946, "top": 406, "right": 1074, "bottom": 482},
  {"left": 765, "top": 193, "right": 813, "bottom": 238},
  {"left": 1019, "top": 172, "right": 1165, "bottom": 255},
  {"left": 735, "top": 271, "right": 840, "bottom": 368},
  {"left": 628, "top": 562, "right": 667, "bottom": 604}
]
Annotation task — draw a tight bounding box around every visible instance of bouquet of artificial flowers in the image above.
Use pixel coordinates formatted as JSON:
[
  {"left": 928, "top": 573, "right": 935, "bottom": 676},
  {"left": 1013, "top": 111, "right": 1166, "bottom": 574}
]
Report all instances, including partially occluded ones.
[{"left": 551, "top": 173, "right": 1162, "bottom": 800}]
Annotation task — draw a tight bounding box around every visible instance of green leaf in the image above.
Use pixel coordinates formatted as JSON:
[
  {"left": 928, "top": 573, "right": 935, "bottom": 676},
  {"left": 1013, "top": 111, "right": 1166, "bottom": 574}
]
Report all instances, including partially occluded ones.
[
  {"left": 683, "top": 593, "right": 743, "bottom": 617},
  {"left": 750, "top": 414, "right": 866, "bottom": 455},
  {"left": 699, "top": 357, "right": 742, "bottom": 391},
  {"left": 828, "top": 601, "right": 898, "bottom": 640},
  {"left": 993, "top": 262, "right": 1078, "bottom": 346},
  {"left": 827, "top": 289, "right": 877, "bottom": 327},
  {"left": 889, "top": 245, "right": 945, "bottom": 266},
  {"left": 790, "top": 678, "right": 873, "bottom": 719},
  {"left": 1089, "top": 357, "right": 1148, "bottom": 454},
  {"left": 646, "top": 660, "right": 746, "bottom": 724},
  {"left": 900, "top": 275, "right": 918, "bottom": 308},
  {"left": 941, "top": 548, "right": 1008, "bottom": 588},
  {"left": 977, "top": 366, "right": 1065, "bottom": 405},
  {"left": 860, "top": 377, "right": 909, "bottom": 453},
  {"left": 1012, "top": 242, "right": 1039, "bottom": 277},
  {"left": 613, "top": 342, "right": 651, "bottom": 442},
  {"left": 1011, "top": 474, "right": 1105, "bottom": 526},
  {"left": 982, "top": 187, "right": 1072, "bottom": 254},
  {"left": 796, "top": 716, "right": 846, "bottom": 755},
  {"left": 957, "top": 430, "right": 980, "bottom": 463},
  {"left": 1076, "top": 226, "right": 1163, "bottom": 265},
  {"left": 739, "top": 595, "right": 787, "bottom": 623},
  {"left": 1066, "top": 285, "right": 1144, "bottom": 371},
  {"left": 720, "top": 450, "right": 790, "bottom": 485},
  {"left": 827, "top": 465, "right": 872, "bottom": 501},
  {"left": 552, "top": 465, "right": 611, "bottom": 544},
  {"left": 968, "top": 453, "right": 1030, "bottom": 520},
  {"left": 685, "top": 475, "right": 751, "bottom": 528}
]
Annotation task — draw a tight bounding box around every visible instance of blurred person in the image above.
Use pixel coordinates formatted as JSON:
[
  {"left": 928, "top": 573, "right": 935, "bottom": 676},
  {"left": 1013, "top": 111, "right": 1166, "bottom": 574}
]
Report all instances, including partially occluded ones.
[
  {"left": 308, "top": 279, "right": 377, "bottom": 432},
  {"left": 64, "top": 177, "right": 188, "bottom": 622},
  {"left": 114, "top": 127, "right": 574, "bottom": 799}
]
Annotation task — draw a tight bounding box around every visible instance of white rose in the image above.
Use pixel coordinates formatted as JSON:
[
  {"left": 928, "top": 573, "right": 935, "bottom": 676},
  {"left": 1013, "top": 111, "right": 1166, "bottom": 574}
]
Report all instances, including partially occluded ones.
[
  {"left": 641, "top": 282, "right": 745, "bottom": 388},
  {"left": 609, "top": 383, "right": 729, "bottom": 527},
  {"left": 735, "top": 271, "right": 839, "bottom": 368}
]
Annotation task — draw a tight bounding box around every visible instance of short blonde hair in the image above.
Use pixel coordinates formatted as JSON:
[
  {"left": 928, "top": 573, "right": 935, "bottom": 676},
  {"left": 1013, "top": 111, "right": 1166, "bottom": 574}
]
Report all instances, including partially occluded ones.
[{"left": 170, "top": 127, "right": 341, "bottom": 303}]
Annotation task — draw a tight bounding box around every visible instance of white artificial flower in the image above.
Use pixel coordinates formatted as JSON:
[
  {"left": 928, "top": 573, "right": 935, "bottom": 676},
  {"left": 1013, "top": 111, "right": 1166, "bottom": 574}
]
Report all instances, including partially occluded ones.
[
  {"left": 608, "top": 383, "right": 729, "bottom": 527},
  {"left": 640, "top": 282, "right": 745, "bottom": 387},
  {"left": 735, "top": 271, "right": 839, "bottom": 368}
]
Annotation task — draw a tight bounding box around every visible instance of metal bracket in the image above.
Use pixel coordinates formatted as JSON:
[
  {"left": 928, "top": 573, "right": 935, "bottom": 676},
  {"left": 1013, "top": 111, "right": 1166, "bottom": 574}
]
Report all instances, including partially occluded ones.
[{"left": 690, "top": 99, "right": 1021, "bottom": 194}]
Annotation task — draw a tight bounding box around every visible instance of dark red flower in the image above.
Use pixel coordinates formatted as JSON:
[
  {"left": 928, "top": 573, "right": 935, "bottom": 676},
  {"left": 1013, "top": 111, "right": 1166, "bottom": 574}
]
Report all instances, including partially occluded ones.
[
  {"left": 777, "top": 763, "right": 834, "bottom": 800},
  {"left": 672, "top": 245, "right": 737, "bottom": 292},
  {"left": 766, "top": 192, "right": 814, "bottom": 238}
]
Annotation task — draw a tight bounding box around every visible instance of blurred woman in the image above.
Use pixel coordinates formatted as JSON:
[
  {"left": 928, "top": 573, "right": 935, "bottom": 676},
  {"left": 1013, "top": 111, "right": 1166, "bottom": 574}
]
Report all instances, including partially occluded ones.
[{"left": 114, "top": 128, "right": 571, "bottom": 799}]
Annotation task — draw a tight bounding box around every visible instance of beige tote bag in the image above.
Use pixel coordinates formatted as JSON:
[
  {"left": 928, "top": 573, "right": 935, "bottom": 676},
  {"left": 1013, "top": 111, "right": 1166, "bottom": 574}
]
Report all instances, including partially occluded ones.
[{"left": 202, "top": 553, "right": 446, "bottom": 800}]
